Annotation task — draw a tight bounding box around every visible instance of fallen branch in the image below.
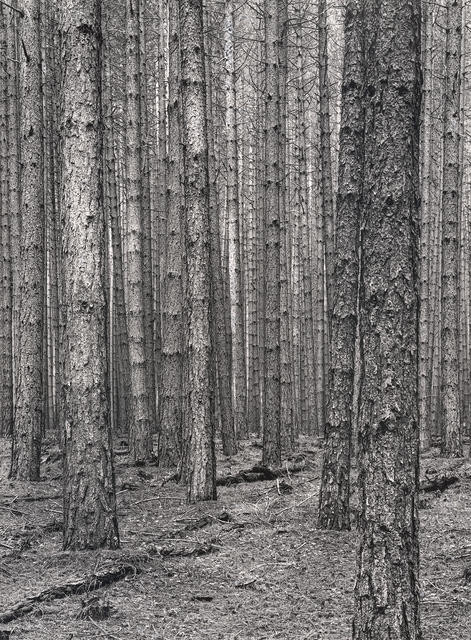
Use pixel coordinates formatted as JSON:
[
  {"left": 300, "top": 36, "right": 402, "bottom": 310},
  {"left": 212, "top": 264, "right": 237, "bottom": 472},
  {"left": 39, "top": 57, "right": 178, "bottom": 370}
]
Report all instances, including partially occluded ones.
[
  {"left": 217, "top": 459, "right": 306, "bottom": 486},
  {"left": 20, "top": 495, "right": 62, "bottom": 503},
  {"left": 0, "top": 563, "right": 139, "bottom": 624},
  {"left": 171, "top": 511, "right": 232, "bottom": 537},
  {"left": 147, "top": 538, "right": 220, "bottom": 558}
]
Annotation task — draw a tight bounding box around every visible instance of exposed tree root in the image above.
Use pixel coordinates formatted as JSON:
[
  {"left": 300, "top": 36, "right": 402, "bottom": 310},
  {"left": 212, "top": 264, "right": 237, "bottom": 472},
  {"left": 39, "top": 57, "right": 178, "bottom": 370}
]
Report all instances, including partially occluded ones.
[{"left": 0, "top": 563, "right": 139, "bottom": 624}]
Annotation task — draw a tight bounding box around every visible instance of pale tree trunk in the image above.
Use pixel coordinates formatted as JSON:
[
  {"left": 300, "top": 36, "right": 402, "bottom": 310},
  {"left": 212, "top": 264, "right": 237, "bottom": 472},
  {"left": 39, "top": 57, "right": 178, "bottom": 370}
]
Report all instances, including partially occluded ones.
[
  {"left": 441, "top": 0, "right": 463, "bottom": 457},
  {"left": 262, "top": 0, "right": 281, "bottom": 467},
  {"left": 60, "top": 0, "right": 119, "bottom": 550},
  {"left": 318, "top": 0, "right": 363, "bottom": 531},
  {"left": 125, "top": 0, "right": 153, "bottom": 464},
  {"left": 159, "top": 0, "right": 184, "bottom": 467},
  {"left": 10, "top": 0, "right": 44, "bottom": 481},
  {"left": 224, "top": 0, "right": 246, "bottom": 440},
  {"left": 353, "top": 1, "right": 421, "bottom": 637},
  {"left": 178, "top": 0, "right": 217, "bottom": 502}
]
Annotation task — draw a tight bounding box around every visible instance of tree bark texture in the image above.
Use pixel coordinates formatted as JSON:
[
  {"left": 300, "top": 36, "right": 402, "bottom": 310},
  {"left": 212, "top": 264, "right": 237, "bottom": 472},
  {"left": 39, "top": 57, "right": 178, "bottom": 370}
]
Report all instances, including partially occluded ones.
[
  {"left": 60, "top": 0, "right": 119, "bottom": 550},
  {"left": 353, "top": 1, "right": 422, "bottom": 638}
]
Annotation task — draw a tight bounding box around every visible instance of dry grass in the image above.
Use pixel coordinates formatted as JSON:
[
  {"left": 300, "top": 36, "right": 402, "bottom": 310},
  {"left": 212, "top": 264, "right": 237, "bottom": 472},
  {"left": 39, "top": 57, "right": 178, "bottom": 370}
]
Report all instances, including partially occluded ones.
[{"left": 0, "top": 438, "right": 471, "bottom": 639}]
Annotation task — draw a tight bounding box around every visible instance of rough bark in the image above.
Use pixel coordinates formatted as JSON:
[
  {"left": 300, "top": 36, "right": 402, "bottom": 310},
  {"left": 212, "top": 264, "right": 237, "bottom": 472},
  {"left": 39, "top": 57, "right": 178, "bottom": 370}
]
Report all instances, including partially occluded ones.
[
  {"left": 59, "top": 0, "right": 119, "bottom": 550},
  {"left": 178, "top": 0, "right": 217, "bottom": 502},
  {"left": 10, "top": 0, "right": 44, "bottom": 481},
  {"left": 262, "top": 0, "right": 281, "bottom": 468},
  {"left": 205, "top": 5, "right": 237, "bottom": 456},
  {"left": 125, "top": 0, "right": 153, "bottom": 464},
  {"left": 318, "top": 0, "right": 363, "bottom": 531},
  {"left": 224, "top": 1, "right": 247, "bottom": 440},
  {"left": 353, "top": 1, "right": 422, "bottom": 638},
  {"left": 159, "top": 0, "right": 184, "bottom": 467},
  {"left": 440, "top": 0, "right": 463, "bottom": 457}
]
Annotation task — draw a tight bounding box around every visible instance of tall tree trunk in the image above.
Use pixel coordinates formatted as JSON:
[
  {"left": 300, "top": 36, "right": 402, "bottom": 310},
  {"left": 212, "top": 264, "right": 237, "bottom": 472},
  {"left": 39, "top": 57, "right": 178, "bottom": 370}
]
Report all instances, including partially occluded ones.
[
  {"left": 205, "top": 4, "right": 237, "bottom": 457},
  {"left": 441, "top": 0, "right": 463, "bottom": 457},
  {"left": 318, "top": 0, "right": 363, "bottom": 531},
  {"left": 178, "top": 0, "right": 217, "bottom": 502},
  {"left": 353, "top": 1, "right": 422, "bottom": 637},
  {"left": 125, "top": 0, "right": 153, "bottom": 464},
  {"left": 10, "top": 0, "right": 44, "bottom": 481},
  {"left": 60, "top": 0, "right": 119, "bottom": 550},
  {"left": 224, "top": 0, "right": 247, "bottom": 440},
  {"left": 278, "top": 0, "right": 294, "bottom": 452},
  {"left": 318, "top": 0, "right": 334, "bottom": 319},
  {"left": 418, "top": 0, "right": 434, "bottom": 452},
  {"left": 159, "top": 0, "right": 184, "bottom": 467},
  {"left": 261, "top": 0, "right": 281, "bottom": 467},
  {"left": 0, "top": 4, "right": 13, "bottom": 438}
]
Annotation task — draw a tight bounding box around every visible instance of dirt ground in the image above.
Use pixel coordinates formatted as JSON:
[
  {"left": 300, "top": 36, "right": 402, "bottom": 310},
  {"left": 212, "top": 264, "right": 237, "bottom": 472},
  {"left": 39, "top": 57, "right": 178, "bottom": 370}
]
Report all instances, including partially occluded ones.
[{"left": 1, "top": 437, "right": 471, "bottom": 640}]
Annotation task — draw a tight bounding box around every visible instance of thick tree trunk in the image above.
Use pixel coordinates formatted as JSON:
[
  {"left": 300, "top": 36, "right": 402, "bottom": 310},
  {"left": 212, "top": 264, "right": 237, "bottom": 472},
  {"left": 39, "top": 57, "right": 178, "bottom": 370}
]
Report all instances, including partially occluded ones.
[
  {"left": 353, "top": 1, "right": 422, "bottom": 638},
  {"left": 10, "top": 0, "right": 44, "bottom": 481},
  {"left": 60, "top": 0, "right": 119, "bottom": 550},
  {"left": 178, "top": 0, "right": 217, "bottom": 502},
  {"left": 318, "top": 0, "right": 363, "bottom": 531}
]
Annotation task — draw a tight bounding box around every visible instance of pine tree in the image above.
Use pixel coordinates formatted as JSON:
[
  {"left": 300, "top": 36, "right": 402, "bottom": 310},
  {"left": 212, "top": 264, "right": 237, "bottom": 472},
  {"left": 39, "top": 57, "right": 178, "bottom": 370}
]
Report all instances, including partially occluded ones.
[{"left": 60, "top": 0, "right": 119, "bottom": 550}]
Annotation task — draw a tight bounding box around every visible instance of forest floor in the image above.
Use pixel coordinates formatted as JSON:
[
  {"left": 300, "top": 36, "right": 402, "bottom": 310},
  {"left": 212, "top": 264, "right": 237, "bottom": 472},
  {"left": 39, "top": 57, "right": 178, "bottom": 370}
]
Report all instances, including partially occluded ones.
[{"left": 1, "top": 437, "right": 471, "bottom": 640}]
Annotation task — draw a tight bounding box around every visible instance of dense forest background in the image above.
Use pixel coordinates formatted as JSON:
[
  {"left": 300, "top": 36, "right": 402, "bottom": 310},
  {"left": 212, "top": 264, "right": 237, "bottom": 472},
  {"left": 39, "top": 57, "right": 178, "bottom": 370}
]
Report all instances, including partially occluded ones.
[{"left": 1, "top": 0, "right": 471, "bottom": 638}]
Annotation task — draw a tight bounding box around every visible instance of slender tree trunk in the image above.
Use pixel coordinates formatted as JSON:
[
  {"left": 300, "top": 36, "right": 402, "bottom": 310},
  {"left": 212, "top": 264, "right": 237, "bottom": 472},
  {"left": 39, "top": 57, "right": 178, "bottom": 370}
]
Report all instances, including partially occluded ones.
[
  {"left": 318, "top": 0, "right": 363, "bottom": 531},
  {"left": 441, "top": 0, "right": 463, "bottom": 457},
  {"left": 205, "top": 4, "right": 237, "bottom": 457},
  {"left": 60, "top": 0, "right": 119, "bottom": 550},
  {"left": 10, "top": 0, "right": 44, "bottom": 481},
  {"left": 353, "top": 1, "right": 422, "bottom": 637},
  {"left": 125, "top": 0, "right": 153, "bottom": 464},
  {"left": 159, "top": 0, "right": 184, "bottom": 467},
  {"left": 262, "top": 0, "right": 281, "bottom": 468},
  {"left": 278, "top": 0, "right": 294, "bottom": 452},
  {"left": 418, "top": 0, "right": 434, "bottom": 451},
  {"left": 224, "top": 0, "right": 247, "bottom": 441},
  {"left": 0, "top": 5, "right": 13, "bottom": 438},
  {"left": 318, "top": 0, "right": 334, "bottom": 320},
  {"left": 178, "top": 0, "right": 217, "bottom": 502}
]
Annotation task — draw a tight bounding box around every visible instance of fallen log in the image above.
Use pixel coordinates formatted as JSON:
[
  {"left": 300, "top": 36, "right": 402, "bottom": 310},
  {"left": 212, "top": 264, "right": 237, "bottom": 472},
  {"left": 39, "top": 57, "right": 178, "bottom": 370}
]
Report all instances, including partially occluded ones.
[
  {"left": 0, "top": 563, "right": 139, "bottom": 624},
  {"left": 420, "top": 473, "right": 459, "bottom": 493},
  {"left": 217, "top": 459, "right": 306, "bottom": 486}
]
